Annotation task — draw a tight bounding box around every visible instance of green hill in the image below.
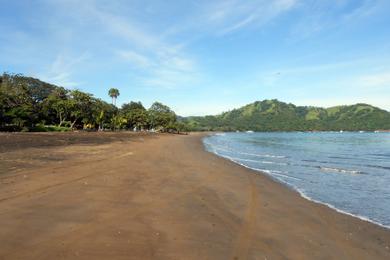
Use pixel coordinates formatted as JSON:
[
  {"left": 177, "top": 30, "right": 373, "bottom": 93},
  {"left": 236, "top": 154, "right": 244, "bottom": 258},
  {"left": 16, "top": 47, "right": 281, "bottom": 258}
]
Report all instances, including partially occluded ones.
[{"left": 181, "top": 99, "right": 390, "bottom": 131}]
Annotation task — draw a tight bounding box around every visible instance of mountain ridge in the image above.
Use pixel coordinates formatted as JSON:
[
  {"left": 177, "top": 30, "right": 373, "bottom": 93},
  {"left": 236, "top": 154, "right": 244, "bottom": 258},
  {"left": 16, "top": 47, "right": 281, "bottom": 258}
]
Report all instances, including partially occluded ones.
[{"left": 181, "top": 99, "right": 390, "bottom": 131}]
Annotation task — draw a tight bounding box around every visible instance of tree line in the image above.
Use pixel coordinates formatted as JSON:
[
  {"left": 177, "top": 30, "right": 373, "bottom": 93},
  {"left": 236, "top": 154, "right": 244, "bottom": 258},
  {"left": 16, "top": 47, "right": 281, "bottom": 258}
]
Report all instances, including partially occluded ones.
[{"left": 0, "top": 73, "right": 187, "bottom": 132}]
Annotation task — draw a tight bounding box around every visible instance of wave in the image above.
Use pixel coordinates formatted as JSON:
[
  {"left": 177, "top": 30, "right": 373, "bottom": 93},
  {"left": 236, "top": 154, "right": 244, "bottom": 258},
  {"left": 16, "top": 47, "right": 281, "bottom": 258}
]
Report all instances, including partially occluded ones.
[
  {"left": 261, "top": 160, "right": 288, "bottom": 165},
  {"left": 267, "top": 171, "right": 302, "bottom": 181},
  {"left": 318, "top": 166, "right": 363, "bottom": 175},
  {"left": 204, "top": 141, "right": 287, "bottom": 159},
  {"left": 203, "top": 143, "right": 232, "bottom": 154},
  {"left": 238, "top": 151, "right": 287, "bottom": 159},
  {"left": 210, "top": 150, "right": 300, "bottom": 181},
  {"left": 303, "top": 159, "right": 390, "bottom": 171},
  {"left": 293, "top": 163, "right": 365, "bottom": 175},
  {"left": 232, "top": 157, "right": 288, "bottom": 166},
  {"left": 297, "top": 190, "right": 390, "bottom": 230}
]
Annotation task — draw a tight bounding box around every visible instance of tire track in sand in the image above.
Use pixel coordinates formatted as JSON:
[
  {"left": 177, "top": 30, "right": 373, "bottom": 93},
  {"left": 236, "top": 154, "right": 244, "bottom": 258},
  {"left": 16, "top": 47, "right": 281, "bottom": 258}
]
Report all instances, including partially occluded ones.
[{"left": 231, "top": 174, "right": 259, "bottom": 260}]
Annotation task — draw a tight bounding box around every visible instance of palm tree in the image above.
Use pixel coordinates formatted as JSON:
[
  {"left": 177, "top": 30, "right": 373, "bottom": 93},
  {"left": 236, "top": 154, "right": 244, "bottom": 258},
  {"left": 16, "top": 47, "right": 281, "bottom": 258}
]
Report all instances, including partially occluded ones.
[{"left": 108, "top": 88, "right": 120, "bottom": 106}]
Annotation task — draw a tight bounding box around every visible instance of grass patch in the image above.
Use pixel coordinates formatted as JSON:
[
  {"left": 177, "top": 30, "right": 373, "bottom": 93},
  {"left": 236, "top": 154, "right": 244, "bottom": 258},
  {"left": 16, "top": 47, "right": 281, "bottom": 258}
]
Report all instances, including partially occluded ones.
[{"left": 30, "top": 124, "right": 71, "bottom": 132}]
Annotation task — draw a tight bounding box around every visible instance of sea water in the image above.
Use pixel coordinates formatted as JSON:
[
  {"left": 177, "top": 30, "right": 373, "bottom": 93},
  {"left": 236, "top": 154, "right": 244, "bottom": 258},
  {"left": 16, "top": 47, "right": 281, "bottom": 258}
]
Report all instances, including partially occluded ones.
[{"left": 203, "top": 132, "right": 390, "bottom": 228}]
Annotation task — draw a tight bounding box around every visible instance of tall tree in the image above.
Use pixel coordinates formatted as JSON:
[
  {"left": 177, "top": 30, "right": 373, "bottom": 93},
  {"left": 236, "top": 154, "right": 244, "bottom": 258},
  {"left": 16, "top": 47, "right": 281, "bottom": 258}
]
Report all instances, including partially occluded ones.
[
  {"left": 121, "top": 101, "right": 149, "bottom": 130},
  {"left": 0, "top": 73, "right": 34, "bottom": 129},
  {"left": 92, "top": 99, "right": 116, "bottom": 131},
  {"left": 148, "top": 102, "right": 176, "bottom": 131},
  {"left": 43, "top": 88, "right": 71, "bottom": 127},
  {"left": 108, "top": 88, "right": 120, "bottom": 106},
  {"left": 69, "top": 90, "right": 93, "bottom": 129}
]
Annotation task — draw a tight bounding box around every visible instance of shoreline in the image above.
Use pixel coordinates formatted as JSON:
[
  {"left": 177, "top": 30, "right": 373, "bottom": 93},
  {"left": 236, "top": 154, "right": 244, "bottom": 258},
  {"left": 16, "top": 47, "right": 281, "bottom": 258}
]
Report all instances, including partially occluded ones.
[
  {"left": 197, "top": 132, "right": 390, "bottom": 259},
  {"left": 1, "top": 132, "right": 390, "bottom": 259},
  {"left": 202, "top": 132, "right": 390, "bottom": 230},
  {"left": 205, "top": 140, "right": 390, "bottom": 230}
]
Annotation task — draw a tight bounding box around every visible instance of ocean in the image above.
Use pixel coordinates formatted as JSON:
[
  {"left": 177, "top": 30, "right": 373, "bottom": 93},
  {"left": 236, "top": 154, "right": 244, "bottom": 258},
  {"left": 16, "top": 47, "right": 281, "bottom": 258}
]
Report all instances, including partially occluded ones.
[{"left": 203, "top": 132, "right": 390, "bottom": 228}]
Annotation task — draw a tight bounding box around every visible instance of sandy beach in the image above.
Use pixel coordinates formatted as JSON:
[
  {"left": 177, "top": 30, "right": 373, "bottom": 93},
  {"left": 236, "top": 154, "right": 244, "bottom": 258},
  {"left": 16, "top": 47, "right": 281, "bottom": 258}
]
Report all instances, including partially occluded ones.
[{"left": 0, "top": 132, "right": 389, "bottom": 259}]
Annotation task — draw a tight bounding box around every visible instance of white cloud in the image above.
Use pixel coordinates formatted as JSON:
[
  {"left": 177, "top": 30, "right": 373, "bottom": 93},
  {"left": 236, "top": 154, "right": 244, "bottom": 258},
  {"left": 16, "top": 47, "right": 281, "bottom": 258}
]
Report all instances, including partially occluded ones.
[
  {"left": 205, "top": 0, "right": 298, "bottom": 35},
  {"left": 117, "top": 50, "right": 151, "bottom": 68},
  {"left": 40, "top": 0, "right": 200, "bottom": 90},
  {"left": 13, "top": 0, "right": 298, "bottom": 90},
  {"left": 141, "top": 56, "right": 198, "bottom": 89},
  {"left": 342, "top": 0, "right": 387, "bottom": 22},
  {"left": 288, "top": 0, "right": 388, "bottom": 40},
  {"left": 93, "top": 4, "right": 199, "bottom": 89},
  {"left": 116, "top": 48, "right": 197, "bottom": 89},
  {"left": 93, "top": 10, "right": 158, "bottom": 50},
  {"left": 38, "top": 52, "right": 89, "bottom": 87}
]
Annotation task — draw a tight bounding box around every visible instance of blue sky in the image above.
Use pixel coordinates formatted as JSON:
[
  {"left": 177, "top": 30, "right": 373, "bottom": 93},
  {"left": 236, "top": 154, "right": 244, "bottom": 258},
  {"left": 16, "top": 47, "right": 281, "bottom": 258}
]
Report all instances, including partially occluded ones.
[{"left": 1, "top": 0, "right": 390, "bottom": 115}]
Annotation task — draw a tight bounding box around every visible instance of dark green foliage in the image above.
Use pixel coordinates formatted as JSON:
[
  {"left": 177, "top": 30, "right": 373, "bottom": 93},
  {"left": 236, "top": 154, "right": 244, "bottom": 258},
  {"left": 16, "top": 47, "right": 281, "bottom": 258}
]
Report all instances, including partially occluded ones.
[
  {"left": 148, "top": 102, "right": 177, "bottom": 130},
  {"left": 0, "top": 73, "right": 182, "bottom": 132},
  {"left": 93, "top": 99, "right": 117, "bottom": 130},
  {"left": 181, "top": 99, "right": 390, "bottom": 131},
  {"left": 121, "top": 101, "right": 149, "bottom": 130},
  {"left": 121, "top": 101, "right": 145, "bottom": 111},
  {"left": 1, "top": 73, "right": 37, "bottom": 129}
]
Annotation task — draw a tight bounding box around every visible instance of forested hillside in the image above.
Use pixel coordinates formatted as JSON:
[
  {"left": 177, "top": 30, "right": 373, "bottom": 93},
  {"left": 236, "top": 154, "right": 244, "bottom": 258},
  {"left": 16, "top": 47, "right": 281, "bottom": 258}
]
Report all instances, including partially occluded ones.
[{"left": 181, "top": 99, "right": 390, "bottom": 131}]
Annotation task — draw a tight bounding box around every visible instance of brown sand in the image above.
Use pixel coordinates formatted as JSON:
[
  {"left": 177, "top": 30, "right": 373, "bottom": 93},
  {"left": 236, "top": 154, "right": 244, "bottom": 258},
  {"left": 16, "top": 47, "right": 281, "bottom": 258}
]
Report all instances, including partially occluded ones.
[{"left": 0, "top": 132, "right": 389, "bottom": 259}]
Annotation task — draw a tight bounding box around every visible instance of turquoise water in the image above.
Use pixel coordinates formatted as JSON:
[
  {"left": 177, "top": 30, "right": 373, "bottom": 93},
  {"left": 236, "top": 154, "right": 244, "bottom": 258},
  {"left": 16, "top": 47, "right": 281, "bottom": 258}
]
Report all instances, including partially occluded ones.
[{"left": 203, "top": 132, "right": 390, "bottom": 228}]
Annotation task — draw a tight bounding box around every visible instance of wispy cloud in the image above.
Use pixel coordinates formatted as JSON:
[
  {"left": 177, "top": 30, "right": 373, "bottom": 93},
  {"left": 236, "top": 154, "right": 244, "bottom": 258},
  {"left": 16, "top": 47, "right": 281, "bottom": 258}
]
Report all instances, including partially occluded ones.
[
  {"left": 130, "top": 51, "right": 197, "bottom": 89},
  {"left": 43, "top": 0, "right": 200, "bottom": 90},
  {"left": 116, "top": 46, "right": 198, "bottom": 89},
  {"left": 205, "top": 0, "right": 298, "bottom": 35},
  {"left": 1, "top": 0, "right": 297, "bottom": 90},
  {"left": 38, "top": 52, "right": 89, "bottom": 87},
  {"left": 342, "top": 0, "right": 387, "bottom": 22},
  {"left": 288, "top": 0, "right": 389, "bottom": 40},
  {"left": 116, "top": 50, "right": 151, "bottom": 68}
]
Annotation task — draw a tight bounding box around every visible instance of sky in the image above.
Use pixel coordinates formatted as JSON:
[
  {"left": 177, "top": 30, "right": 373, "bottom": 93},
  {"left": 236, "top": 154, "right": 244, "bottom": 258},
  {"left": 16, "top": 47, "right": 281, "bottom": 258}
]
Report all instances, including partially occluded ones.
[{"left": 1, "top": 0, "right": 390, "bottom": 115}]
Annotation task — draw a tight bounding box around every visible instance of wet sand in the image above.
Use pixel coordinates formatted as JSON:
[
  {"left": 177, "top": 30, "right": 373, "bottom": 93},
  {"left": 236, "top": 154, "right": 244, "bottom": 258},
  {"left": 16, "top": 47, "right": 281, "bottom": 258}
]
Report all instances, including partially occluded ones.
[{"left": 0, "top": 132, "right": 389, "bottom": 259}]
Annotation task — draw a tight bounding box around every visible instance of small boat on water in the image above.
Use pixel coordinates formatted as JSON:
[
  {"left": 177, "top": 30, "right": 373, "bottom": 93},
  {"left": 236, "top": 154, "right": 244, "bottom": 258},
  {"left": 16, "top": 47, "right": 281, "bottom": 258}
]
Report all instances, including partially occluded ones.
[{"left": 246, "top": 130, "right": 254, "bottom": 133}]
